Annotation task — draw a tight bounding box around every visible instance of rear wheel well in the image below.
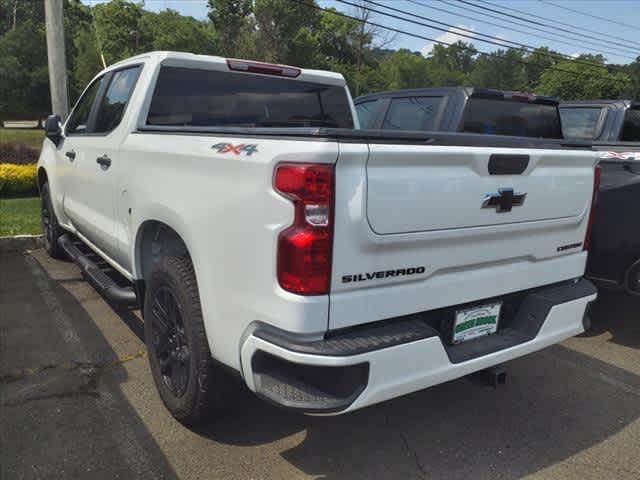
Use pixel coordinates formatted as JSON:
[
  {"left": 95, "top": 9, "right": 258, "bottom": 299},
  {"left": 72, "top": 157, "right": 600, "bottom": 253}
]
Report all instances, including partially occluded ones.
[{"left": 137, "top": 221, "right": 191, "bottom": 285}]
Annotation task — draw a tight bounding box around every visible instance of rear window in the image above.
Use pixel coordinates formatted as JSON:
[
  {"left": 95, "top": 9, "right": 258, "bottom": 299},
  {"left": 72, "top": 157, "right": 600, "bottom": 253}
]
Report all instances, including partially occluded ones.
[
  {"left": 621, "top": 108, "right": 640, "bottom": 141},
  {"left": 559, "top": 107, "right": 603, "bottom": 140},
  {"left": 382, "top": 96, "right": 443, "bottom": 131},
  {"left": 146, "top": 66, "right": 354, "bottom": 128},
  {"left": 461, "top": 98, "right": 562, "bottom": 138},
  {"left": 355, "top": 100, "right": 378, "bottom": 128}
]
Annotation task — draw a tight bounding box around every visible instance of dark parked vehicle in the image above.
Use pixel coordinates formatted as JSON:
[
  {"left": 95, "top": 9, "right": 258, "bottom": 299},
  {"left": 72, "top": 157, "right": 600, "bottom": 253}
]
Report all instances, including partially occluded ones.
[
  {"left": 560, "top": 100, "right": 640, "bottom": 294},
  {"left": 355, "top": 87, "right": 563, "bottom": 138},
  {"left": 560, "top": 100, "right": 640, "bottom": 142}
]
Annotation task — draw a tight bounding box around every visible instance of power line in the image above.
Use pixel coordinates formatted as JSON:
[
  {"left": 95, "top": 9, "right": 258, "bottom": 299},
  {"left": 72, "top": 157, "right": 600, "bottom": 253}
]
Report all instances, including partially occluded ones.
[
  {"left": 441, "top": 0, "right": 639, "bottom": 59},
  {"left": 368, "top": 0, "right": 633, "bottom": 71},
  {"left": 479, "top": 0, "right": 640, "bottom": 50},
  {"left": 539, "top": 0, "right": 640, "bottom": 33},
  {"left": 342, "top": 0, "right": 631, "bottom": 74},
  {"left": 360, "top": 0, "right": 512, "bottom": 48},
  {"left": 407, "top": 0, "right": 635, "bottom": 60},
  {"left": 454, "top": 0, "right": 640, "bottom": 57},
  {"left": 295, "top": 0, "right": 629, "bottom": 87}
]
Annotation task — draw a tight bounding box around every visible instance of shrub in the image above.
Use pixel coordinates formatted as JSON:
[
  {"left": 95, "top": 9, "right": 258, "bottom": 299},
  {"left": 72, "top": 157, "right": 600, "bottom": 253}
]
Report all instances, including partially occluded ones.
[
  {"left": 0, "top": 163, "right": 38, "bottom": 195},
  {"left": 0, "top": 143, "right": 40, "bottom": 165}
]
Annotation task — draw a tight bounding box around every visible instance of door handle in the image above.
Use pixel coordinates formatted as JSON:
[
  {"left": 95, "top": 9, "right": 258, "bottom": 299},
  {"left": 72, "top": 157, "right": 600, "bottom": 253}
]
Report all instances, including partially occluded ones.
[
  {"left": 65, "top": 150, "right": 76, "bottom": 161},
  {"left": 96, "top": 155, "right": 111, "bottom": 169}
]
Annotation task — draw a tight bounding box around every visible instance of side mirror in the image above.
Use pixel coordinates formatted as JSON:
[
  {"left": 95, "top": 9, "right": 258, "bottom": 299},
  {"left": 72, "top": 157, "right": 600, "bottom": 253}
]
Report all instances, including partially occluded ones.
[{"left": 45, "top": 114, "right": 63, "bottom": 146}]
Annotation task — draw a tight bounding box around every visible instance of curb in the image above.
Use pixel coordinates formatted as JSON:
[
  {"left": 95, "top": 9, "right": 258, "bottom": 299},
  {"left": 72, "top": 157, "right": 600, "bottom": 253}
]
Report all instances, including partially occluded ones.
[{"left": 0, "top": 234, "right": 44, "bottom": 252}]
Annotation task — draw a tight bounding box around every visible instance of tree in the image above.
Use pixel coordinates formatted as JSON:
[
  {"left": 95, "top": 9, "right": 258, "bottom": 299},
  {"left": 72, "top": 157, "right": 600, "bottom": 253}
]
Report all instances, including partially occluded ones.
[
  {"left": 469, "top": 49, "right": 527, "bottom": 91},
  {"left": 72, "top": 28, "right": 103, "bottom": 95},
  {"left": 314, "top": 9, "right": 360, "bottom": 67},
  {"left": 523, "top": 47, "right": 558, "bottom": 91},
  {"left": 349, "top": 1, "right": 395, "bottom": 96},
  {"left": 537, "top": 55, "right": 632, "bottom": 100},
  {"left": 623, "top": 57, "right": 640, "bottom": 100},
  {"left": 253, "top": 0, "right": 320, "bottom": 65},
  {"left": 380, "top": 49, "right": 431, "bottom": 90},
  {"left": 0, "top": 20, "right": 49, "bottom": 120},
  {"left": 207, "top": 0, "right": 252, "bottom": 57},
  {"left": 64, "top": 0, "right": 96, "bottom": 102},
  {"left": 93, "top": 0, "right": 144, "bottom": 63},
  {"left": 139, "top": 9, "right": 216, "bottom": 54},
  {"left": 425, "top": 42, "right": 477, "bottom": 86},
  {"left": 0, "top": 0, "right": 45, "bottom": 36}
]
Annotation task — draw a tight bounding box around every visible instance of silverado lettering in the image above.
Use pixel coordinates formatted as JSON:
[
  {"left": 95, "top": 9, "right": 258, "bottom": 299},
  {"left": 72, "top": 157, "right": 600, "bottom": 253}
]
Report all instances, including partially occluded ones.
[{"left": 342, "top": 266, "right": 426, "bottom": 283}]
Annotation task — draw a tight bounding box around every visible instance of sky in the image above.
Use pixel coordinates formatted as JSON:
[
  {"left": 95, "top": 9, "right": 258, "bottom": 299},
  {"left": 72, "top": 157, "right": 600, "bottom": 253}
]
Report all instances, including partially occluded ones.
[{"left": 89, "top": 0, "right": 640, "bottom": 65}]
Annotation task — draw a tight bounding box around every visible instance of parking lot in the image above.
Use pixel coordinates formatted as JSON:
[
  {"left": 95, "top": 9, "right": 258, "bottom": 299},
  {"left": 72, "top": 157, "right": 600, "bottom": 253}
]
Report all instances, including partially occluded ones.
[{"left": 2, "top": 248, "right": 640, "bottom": 480}]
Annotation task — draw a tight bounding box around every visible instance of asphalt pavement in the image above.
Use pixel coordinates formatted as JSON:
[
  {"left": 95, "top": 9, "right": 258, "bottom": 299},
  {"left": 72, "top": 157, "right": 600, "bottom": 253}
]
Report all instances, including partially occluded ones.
[{"left": 2, "top": 248, "right": 640, "bottom": 480}]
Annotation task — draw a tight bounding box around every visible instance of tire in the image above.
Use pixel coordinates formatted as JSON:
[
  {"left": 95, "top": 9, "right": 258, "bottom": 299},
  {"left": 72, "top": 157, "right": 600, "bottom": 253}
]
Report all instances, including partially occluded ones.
[
  {"left": 40, "top": 182, "right": 65, "bottom": 259},
  {"left": 144, "top": 255, "right": 230, "bottom": 425}
]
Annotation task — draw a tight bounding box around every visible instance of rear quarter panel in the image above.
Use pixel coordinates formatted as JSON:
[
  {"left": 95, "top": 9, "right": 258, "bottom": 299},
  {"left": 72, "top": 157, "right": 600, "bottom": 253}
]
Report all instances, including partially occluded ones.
[{"left": 121, "top": 132, "right": 339, "bottom": 370}]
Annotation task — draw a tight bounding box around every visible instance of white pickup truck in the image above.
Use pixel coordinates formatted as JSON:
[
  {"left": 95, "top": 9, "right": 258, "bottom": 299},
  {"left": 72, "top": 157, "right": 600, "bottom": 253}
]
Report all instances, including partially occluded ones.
[{"left": 38, "top": 51, "right": 598, "bottom": 424}]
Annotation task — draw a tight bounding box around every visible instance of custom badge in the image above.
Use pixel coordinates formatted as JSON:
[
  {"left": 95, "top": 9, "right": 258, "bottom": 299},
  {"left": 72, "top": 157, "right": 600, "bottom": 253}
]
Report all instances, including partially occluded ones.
[{"left": 212, "top": 143, "right": 258, "bottom": 156}]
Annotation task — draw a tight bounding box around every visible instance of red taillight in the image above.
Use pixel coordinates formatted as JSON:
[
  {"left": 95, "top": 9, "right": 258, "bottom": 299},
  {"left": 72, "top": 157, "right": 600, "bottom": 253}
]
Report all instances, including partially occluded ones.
[
  {"left": 226, "top": 59, "right": 301, "bottom": 78},
  {"left": 583, "top": 165, "right": 601, "bottom": 251},
  {"left": 274, "top": 163, "right": 334, "bottom": 295}
]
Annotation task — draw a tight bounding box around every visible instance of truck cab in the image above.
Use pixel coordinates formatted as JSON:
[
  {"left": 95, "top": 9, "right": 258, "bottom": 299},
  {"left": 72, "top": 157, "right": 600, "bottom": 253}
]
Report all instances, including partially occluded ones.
[{"left": 355, "top": 87, "right": 562, "bottom": 139}]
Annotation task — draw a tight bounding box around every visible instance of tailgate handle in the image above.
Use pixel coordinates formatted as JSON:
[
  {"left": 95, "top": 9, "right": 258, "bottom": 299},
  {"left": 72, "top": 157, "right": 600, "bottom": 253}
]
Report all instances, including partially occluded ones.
[{"left": 488, "top": 154, "right": 529, "bottom": 175}]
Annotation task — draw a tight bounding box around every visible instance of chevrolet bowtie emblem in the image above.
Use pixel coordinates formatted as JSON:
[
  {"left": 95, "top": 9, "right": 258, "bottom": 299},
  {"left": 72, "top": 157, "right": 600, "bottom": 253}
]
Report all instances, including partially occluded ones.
[{"left": 482, "top": 188, "right": 526, "bottom": 213}]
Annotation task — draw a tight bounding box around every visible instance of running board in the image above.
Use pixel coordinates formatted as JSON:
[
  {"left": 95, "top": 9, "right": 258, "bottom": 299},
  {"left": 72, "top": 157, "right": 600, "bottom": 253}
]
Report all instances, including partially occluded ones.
[{"left": 59, "top": 234, "right": 138, "bottom": 307}]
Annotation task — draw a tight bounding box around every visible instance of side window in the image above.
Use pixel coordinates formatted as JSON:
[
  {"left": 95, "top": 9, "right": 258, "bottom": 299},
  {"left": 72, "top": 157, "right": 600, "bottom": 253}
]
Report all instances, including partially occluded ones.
[
  {"left": 559, "top": 107, "right": 603, "bottom": 140},
  {"left": 621, "top": 108, "right": 640, "bottom": 141},
  {"left": 66, "top": 76, "right": 106, "bottom": 135},
  {"left": 382, "top": 97, "right": 443, "bottom": 131},
  {"left": 355, "top": 100, "right": 379, "bottom": 128},
  {"left": 94, "top": 66, "right": 142, "bottom": 134}
]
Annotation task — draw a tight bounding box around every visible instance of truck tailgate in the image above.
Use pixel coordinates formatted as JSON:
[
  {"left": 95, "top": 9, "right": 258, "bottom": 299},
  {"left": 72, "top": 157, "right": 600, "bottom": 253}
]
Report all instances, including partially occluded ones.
[
  {"left": 367, "top": 146, "right": 590, "bottom": 233},
  {"left": 329, "top": 143, "right": 596, "bottom": 330}
]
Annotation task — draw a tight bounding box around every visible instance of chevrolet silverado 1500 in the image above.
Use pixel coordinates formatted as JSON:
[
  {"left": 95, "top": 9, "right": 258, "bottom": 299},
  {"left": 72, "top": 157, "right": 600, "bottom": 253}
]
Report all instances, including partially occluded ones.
[{"left": 39, "top": 52, "right": 598, "bottom": 424}]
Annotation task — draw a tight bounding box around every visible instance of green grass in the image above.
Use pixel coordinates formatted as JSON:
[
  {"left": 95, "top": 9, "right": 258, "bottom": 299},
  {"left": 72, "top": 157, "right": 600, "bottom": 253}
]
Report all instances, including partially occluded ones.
[
  {"left": 0, "top": 129, "right": 44, "bottom": 150},
  {"left": 0, "top": 197, "right": 41, "bottom": 236}
]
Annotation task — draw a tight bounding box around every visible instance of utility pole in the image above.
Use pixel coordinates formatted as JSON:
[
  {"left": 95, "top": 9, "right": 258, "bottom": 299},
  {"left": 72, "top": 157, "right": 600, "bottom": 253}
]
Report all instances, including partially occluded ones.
[
  {"left": 130, "top": 30, "right": 140, "bottom": 52},
  {"left": 44, "top": 0, "right": 69, "bottom": 121}
]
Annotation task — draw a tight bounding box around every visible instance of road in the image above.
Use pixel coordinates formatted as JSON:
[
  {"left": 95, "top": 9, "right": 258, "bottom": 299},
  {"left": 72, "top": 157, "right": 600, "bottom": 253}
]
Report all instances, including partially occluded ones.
[{"left": 2, "top": 248, "right": 640, "bottom": 480}]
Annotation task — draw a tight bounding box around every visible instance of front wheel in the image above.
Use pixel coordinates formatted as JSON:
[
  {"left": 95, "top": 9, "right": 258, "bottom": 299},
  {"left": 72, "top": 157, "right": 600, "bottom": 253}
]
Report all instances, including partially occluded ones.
[
  {"left": 40, "top": 182, "right": 65, "bottom": 259},
  {"left": 144, "top": 255, "right": 232, "bottom": 425}
]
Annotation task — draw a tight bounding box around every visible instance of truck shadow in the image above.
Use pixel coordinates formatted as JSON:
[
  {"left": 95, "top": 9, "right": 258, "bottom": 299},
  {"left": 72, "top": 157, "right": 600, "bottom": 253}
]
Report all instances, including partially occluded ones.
[
  {"left": 200, "top": 334, "right": 640, "bottom": 479},
  {"left": 1, "top": 250, "right": 180, "bottom": 480},
  {"left": 585, "top": 290, "right": 640, "bottom": 350}
]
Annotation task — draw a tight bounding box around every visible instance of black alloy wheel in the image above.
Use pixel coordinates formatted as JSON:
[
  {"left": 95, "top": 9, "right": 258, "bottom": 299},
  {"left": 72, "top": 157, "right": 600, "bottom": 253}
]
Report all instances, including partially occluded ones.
[{"left": 150, "top": 286, "right": 191, "bottom": 398}]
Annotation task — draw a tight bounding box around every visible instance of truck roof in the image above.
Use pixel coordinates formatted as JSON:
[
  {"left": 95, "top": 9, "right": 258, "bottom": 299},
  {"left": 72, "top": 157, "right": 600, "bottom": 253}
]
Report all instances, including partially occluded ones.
[
  {"left": 356, "top": 87, "right": 558, "bottom": 105},
  {"left": 101, "top": 51, "right": 347, "bottom": 87}
]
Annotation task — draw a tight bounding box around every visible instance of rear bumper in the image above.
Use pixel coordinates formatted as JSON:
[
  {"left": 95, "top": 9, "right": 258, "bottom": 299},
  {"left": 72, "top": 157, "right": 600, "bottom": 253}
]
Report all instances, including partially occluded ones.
[{"left": 240, "top": 279, "right": 597, "bottom": 414}]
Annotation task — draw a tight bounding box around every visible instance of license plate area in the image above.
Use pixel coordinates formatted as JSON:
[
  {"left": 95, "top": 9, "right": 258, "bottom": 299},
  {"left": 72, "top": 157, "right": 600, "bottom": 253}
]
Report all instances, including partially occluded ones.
[{"left": 451, "top": 302, "right": 501, "bottom": 344}]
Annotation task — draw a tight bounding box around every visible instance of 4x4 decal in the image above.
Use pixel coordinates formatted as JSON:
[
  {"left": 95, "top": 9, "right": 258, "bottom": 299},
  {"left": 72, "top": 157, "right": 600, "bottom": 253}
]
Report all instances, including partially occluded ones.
[{"left": 212, "top": 143, "right": 258, "bottom": 156}]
